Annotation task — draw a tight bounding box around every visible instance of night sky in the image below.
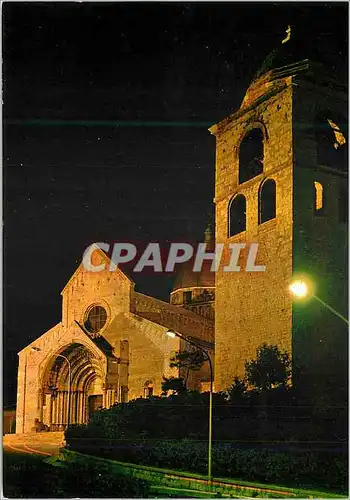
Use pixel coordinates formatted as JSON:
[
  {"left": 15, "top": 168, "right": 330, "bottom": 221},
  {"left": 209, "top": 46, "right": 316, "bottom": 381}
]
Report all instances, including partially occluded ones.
[{"left": 3, "top": 2, "right": 347, "bottom": 405}]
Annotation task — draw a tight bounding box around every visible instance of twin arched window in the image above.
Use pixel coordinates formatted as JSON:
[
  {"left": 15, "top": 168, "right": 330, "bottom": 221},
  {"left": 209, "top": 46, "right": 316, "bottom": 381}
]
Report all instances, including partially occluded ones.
[
  {"left": 228, "top": 179, "right": 276, "bottom": 236},
  {"left": 239, "top": 128, "right": 264, "bottom": 184}
]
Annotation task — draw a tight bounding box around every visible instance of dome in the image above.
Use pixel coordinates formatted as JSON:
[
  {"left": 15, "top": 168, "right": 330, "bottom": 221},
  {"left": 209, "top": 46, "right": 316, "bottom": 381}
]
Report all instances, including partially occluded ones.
[
  {"left": 240, "top": 27, "right": 346, "bottom": 112},
  {"left": 253, "top": 26, "right": 346, "bottom": 82},
  {"left": 172, "top": 258, "right": 215, "bottom": 291},
  {"left": 172, "top": 224, "right": 215, "bottom": 292}
]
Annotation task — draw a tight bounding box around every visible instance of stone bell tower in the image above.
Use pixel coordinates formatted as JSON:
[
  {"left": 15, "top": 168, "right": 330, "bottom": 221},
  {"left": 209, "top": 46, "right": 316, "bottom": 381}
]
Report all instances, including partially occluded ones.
[{"left": 210, "top": 29, "right": 348, "bottom": 404}]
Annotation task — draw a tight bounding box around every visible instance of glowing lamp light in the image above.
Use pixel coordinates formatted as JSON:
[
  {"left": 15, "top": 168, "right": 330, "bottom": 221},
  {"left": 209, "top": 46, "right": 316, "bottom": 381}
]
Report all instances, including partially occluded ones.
[
  {"left": 289, "top": 280, "right": 309, "bottom": 298},
  {"left": 165, "top": 330, "right": 177, "bottom": 338}
]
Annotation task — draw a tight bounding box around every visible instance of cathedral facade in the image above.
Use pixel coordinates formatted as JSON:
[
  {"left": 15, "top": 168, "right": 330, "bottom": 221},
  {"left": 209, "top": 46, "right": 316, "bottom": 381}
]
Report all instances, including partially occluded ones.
[{"left": 16, "top": 248, "right": 214, "bottom": 433}]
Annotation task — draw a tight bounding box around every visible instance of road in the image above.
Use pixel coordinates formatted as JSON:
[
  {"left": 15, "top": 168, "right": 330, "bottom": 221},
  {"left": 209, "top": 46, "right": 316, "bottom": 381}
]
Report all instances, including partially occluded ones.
[{"left": 3, "top": 432, "right": 63, "bottom": 457}]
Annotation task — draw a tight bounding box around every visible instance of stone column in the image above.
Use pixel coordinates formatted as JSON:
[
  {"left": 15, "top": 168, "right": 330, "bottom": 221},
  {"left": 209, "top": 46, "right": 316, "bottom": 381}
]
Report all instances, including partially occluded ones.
[
  {"left": 81, "top": 393, "right": 86, "bottom": 424},
  {"left": 76, "top": 392, "right": 80, "bottom": 424},
  {"left": 54, "top": 394, "right": 59, "bottom": 425},
  {"left": 112, "top": 390, "right": 117, "bottom": 406},
  {"left": 49, "top": 395, "right": 53, "bottom": 429},
  {"left": 72, "top": 391, "right": 76, "bottom": 424},
  {"left": 52, "top": 397, "right": 57, "bottom": 426},
  {"left": 58, "top": 392, "right": 63, "bottom": 425},
  {"left": 76, "top": 392, "right": 81, "bottom": 424},
  {"left": 62, "top": 391, "right": 66, "bottom": 425},
  {"left": 64, "top": 391, "right": 68, "bottom": 425},
  {"left": 55, "top": 393, "right": 59, "bottom": 425},
  {"left": 106, "top": 389, "right": 115, "bottom": 409},
  {"left": 102, "top": 387, "right": 107, "bottom": 408},
  {"left": 42, "top": 394, "right": 51, "bottom": 426}
]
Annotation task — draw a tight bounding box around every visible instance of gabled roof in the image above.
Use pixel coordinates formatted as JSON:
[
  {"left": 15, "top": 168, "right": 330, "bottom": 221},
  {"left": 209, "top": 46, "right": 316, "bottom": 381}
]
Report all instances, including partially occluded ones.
[
  {"left": 18, "top": 319, "right": 116, "bottom": 362},
  {"left": 61, "top": 243, "right": 134, "bottom": 295}
]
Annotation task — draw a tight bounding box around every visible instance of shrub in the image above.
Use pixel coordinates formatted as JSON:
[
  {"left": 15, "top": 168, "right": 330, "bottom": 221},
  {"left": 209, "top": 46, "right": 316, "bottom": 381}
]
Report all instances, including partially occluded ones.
[
  {"left": 76, "top": 440, "right": 347, "bottom": 493},
  {"left": 65, "top": 392, "right": 347, "bottom": 493}
]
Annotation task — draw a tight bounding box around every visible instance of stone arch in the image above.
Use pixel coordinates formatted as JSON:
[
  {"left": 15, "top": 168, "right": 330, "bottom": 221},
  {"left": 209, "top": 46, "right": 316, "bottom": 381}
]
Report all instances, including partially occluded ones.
[
  {"left": 237, "top": 120, "right": 269, "bottom": 145},
  {"left": 39, "top": 342, "right": 106, "bottom": 430},
  {"left": 259, "top": 178, "right": 276, "bottom": 224},
  {"left": 238, "top": 122, "right": 267, "bottom": 184},
  {"left": 228, "top": 194, "right": 246, "bottom": 237}
]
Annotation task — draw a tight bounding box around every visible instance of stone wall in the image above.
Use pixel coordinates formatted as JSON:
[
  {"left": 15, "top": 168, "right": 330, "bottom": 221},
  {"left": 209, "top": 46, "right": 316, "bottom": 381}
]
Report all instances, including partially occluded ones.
[
  {"left": 131, "top": 291, "right": 214, "bottom": 343},
  {"left": 131, "top": 291, "right": 214, "bottom": 391}
]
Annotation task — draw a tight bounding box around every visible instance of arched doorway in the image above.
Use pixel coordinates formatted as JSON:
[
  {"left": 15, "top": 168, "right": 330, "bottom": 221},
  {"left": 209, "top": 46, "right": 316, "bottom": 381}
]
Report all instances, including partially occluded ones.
[{"left": 40, "top": 343, "right": 105, "bottom": 431}]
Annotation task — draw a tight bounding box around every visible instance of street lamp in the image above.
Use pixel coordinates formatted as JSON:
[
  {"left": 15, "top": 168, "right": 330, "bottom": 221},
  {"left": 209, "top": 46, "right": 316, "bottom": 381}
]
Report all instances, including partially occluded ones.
[
  {"left": 289, "top": 278, "right": 349, "bottom": 325},
  {"left": 165, "top": 329, "right": 213, "bottom": 483},
  {"left": 289, "top": 280, "right": 308, "bottom": 299},
  {"left": 31, "top": 347, "right": 72, "bottom": 427}
]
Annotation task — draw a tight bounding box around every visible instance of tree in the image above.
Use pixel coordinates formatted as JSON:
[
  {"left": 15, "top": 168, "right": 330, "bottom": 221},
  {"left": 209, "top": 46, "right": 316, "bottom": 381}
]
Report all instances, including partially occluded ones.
[
  {"left": 227, "top": 376, "right": 247, "bottom": 403},
  {"left": 161, "top": 376, "right": 186, "bottom": 395},
  {"left": 169, "top": 349, "right": 206, "bottom": 389},
  {"left": 245, "top": 343, "right": 291, "bottom": 392}
]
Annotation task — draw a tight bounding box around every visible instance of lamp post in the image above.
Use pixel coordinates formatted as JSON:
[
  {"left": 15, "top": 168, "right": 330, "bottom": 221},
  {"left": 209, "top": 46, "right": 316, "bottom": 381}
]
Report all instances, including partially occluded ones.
[
  {"left": 31, "top": 347, "right": 72, "bottom": 427},
  {"left": 165, "top": 329, "right": 213, "bottom": 483},
  {"left": 289, "top": 279, "right": 349, "bottom": 325}
]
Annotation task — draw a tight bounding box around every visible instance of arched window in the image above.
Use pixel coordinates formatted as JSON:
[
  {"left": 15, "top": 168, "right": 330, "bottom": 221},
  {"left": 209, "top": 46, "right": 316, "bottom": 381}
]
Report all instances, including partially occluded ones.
[
  {"left": 229, "top": 194, "right": 246, "bottom": 236},
  {"left": 259, "top": 179, "right": 276, "bottom": 224},
  {"left": 239, "top": 128, "right": 264, "bottom": 184},
  {"left": 313, "top": 181, "right": 324, "bottom": 215},
  {"left": 315, "top": 113, "right": 348, "bottom": 172}
]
